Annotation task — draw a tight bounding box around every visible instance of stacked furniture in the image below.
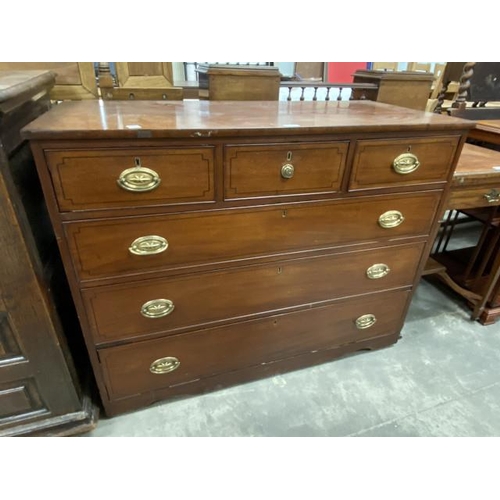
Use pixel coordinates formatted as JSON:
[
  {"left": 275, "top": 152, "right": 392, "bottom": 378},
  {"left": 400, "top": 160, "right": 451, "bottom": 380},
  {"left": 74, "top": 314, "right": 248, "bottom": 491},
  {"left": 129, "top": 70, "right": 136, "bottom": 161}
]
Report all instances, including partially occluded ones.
[{"left": 23, "top": 100, "right": 472, "bottom": 415}]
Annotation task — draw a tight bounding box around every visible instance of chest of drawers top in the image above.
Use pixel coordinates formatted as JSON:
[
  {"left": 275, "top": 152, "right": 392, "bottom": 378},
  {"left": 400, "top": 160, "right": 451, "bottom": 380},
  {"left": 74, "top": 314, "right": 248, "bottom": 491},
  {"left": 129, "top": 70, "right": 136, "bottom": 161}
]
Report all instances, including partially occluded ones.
[
  {"left": 23, "top": 100, "right": 473, "bottom": 218},
  {"left": 23, "top": 99, "right": 472, "bottom": 140}
]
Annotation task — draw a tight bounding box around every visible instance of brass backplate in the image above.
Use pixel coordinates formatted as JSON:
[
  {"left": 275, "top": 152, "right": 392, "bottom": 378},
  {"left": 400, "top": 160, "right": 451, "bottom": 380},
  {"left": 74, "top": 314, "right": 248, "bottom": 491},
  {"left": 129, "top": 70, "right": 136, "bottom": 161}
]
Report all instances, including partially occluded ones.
[
  {"left": 378, "top": 210, "right": 405, "bottom": 229},
  {"left": 117, "top": 165, "right": 161, "bottom": 192},
  {"left": 129, "top": 235, "right": 168, "bottom": 256},
  {"left": 150, "top": 356, "right": 180, "bottom": 374},
  {"left": 393, "top": 152, "right": 420, "bottom": 175},
  {"left": 366, "top": 263, "right": 390, "bottom": 279},
  {"left": 484, "top": 189, "right": 500, "bottom": 203},
  {"left": 355, "top": 314, "right": 377, "bottom": 329},
  {"left": 140, "top": 299, "right": 175, "bottom": 319}
]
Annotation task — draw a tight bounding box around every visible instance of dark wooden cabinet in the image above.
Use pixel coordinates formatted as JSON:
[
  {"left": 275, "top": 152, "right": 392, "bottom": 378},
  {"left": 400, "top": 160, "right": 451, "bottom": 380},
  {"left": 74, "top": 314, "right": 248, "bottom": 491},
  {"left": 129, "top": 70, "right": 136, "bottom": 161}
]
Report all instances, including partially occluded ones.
[
  {"left": 0, "top": 71, "right": 97, "bottom": 435},
  {"left": 23, "top": 100, "right": 473, "bottom": 416}
]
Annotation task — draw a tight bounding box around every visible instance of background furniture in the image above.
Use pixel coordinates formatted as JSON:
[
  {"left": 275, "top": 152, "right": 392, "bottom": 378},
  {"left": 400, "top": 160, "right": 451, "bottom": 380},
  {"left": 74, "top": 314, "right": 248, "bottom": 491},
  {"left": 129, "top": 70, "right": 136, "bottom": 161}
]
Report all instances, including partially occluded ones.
[
  {"left": 24, "top": 100, "right": 471, "bottom": 416},
  {"left": 352, "top": 70, "right": 435, "bottom": 111},
  {"left": 468, "top": 120, "right": 500, "bottom": 147},
  {"left": 0, "top": 63, "right": 98, "bottom": 100},
  {"left": 431, "top": 144, "right": 500, "bottom": 324},
  {"left": 197, "top": 64, "right": 281, "bottom": 100},
  {"left": 99, "top": 62, "right": 184, "bottom": 101},
  {"left": 0, "top": 70, "right": 97, "bottom": 435},
  {"left": 427, "top": 62, "right": 500, "bottom": 324}
]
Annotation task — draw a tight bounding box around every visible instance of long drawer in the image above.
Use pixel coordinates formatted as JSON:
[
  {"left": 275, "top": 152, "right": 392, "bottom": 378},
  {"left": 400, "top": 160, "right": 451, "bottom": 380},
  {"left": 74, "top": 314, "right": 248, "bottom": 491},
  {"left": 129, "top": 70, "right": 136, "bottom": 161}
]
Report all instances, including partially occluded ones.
[
  {"left": 98, "top": 289, "right": 411, "bottom": 400},
  {"left": 82, "top": 242, "right": 424, "bottom": 343},
  {"left": 45, "top": 146, "right": 215, "bottom": 211},
  {"left": 67, "top": 191, "right": 441, "bottom": 282}
]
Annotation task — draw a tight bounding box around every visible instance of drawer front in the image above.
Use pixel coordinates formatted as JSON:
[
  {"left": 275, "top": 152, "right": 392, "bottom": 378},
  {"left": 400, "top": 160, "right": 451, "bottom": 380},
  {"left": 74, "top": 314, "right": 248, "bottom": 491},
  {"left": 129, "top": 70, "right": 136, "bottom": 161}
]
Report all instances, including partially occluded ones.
[
  {"left": 224, "top": 142, "right": 348, "bottom": 199},
  {"left": 99, "top": 289, "right": 411, "bottom": 399},
  {"left": 448, "top": 185, "right": 500, "bottom": 210},
  {"left": 67, "top": 191, "right": 441, "bottom": 282},
  {"left": 83, "top": 243, "right": 424, "bottom": 343},
  {"left": 349, "top": 136, "right": 460, "bottom": 191},
  {"left": 45, "top": 147, "right": 215, "bottom": 211}
]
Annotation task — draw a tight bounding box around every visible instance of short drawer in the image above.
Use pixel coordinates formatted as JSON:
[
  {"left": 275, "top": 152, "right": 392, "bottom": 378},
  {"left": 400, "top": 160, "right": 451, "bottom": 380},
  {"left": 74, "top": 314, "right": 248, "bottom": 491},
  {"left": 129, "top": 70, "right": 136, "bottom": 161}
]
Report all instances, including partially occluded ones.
[
  {"left": 99, "top": 289, "right": 411, "bottom": 399},
  {"left": 66, "top": 191, "right": 441, "bottom": 282},
  {"left": 45, "top": 146, "right": 215, "bottom": 211},
  {"left": 82, "top": 243, "right": 424, "bottom": 343},
  {"left": 224, "top": 142, "right": 348, "bottom": 200},
  {"left": 349, "top": 136, "right": 460, "bottom": 191},
  {"left": 448, "top": 185, "right": 500, "bottom": 210}
]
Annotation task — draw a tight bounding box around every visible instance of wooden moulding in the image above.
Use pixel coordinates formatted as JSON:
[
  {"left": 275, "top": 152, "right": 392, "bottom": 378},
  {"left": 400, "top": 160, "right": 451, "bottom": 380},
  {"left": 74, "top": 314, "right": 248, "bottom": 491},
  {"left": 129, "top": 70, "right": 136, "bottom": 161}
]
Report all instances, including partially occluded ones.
[
  {"left": 0, "top": 62, "right": 98, "bottom": 100},
  {"left": 100, "top": 62, "right": 183, "bottom": 101}
]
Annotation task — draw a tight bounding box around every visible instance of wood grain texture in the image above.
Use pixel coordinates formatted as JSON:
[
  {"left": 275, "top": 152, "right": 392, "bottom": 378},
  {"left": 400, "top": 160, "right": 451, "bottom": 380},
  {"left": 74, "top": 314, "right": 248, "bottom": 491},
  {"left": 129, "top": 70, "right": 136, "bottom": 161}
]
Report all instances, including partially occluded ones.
[
  {"left": 116, "top": 62, "right": 174, "bottom": 88},
  {"left": 197, "top": 64, "right": 280, "bottom": 101},
  {"left": 45, "top": 146, "right": 215, "bottom": 211},
  {"left": 66, "top": 192, "right": 441, "bottom": 283},
  {"left": 353, "top": 70, "right": 434, "bottom": 111},
  {"left": 224, "top": 142, "right": 348, "bottom": 199},
  {"left": 83, "top": 243, "right": 424, "bottom": 344},
  {"left": 350, "top": 136, "right": 460, "bottom": 191},
  {"left": 25, "top": 100, "right": 471, "bottom": 415},
  {"left": 101, "top": 87, "right": 183, "bottom": 101},
  {"left": 104, "top": 332, "right": 400, "bottom": 415},
  {"left": 99, "top": 289, "right": 411, "bottom": 400},
  {"left": 22, "top": 100, "right": 474, "bottom": 141}
]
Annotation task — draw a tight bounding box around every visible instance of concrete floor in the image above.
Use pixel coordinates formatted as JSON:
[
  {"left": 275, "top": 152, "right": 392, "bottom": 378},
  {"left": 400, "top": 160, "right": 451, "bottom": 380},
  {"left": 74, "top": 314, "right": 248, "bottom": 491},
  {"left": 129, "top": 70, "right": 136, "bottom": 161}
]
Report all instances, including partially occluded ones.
[{"left": 87, "top": 272, "right": 500, "bottom": 437}]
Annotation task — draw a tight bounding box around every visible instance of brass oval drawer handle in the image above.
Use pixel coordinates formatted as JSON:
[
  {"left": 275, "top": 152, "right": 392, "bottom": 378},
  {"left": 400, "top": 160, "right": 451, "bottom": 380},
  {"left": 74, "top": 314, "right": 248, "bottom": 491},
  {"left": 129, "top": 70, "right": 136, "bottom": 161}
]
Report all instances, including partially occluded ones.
[
  {"left": 117, "top": 157, "right": 161, "bottom": 192},
  {"left": 484, "top": 189, "right": 500, "bottom": 203},
  {"left": 355, "top": 314, "right": 377, "bottom": 329},
  {"left": 281, "top": 163, "right": 295, "bottom": 179},
  {"left": 393, "top": 152, "right": 420, "bottom": 175},
  {"left": 150, "top": 356, "right": 180, "bottom": 375},
  {"left": 378, "top": 210, "right": 405, "bottom": 229},
  {"left": 366, "top": 263, "right": 391, "bottom": 279},
  {"left": 129, "top": 235, "right": 168, "bottom": 256},
  {"left": 141, "top": 299, "right": 175, "bottom": 319}
]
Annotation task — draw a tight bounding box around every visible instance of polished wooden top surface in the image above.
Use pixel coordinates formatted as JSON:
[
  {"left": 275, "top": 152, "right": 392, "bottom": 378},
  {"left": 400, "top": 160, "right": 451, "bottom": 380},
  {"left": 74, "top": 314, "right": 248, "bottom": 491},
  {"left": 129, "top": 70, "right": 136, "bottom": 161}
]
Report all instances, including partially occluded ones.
[
  {"left": 22, "top": 100, "right": 474, "bottom": 140},
  {"left": 454, "top": 143, "right": 500, "bottom": 183}
]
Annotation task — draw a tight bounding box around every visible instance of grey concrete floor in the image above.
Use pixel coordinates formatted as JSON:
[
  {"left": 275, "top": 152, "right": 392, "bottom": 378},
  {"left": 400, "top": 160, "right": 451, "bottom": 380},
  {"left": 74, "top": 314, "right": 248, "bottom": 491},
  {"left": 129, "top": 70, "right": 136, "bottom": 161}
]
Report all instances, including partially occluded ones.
[{"left": 87, "top": 223, "right": 500, "bottom": 437}]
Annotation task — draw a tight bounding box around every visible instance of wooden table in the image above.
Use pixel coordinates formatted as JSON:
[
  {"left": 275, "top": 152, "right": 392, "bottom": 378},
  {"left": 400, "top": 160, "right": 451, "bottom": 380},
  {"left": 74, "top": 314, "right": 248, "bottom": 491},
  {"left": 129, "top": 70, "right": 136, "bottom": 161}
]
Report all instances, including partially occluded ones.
[
  {"left": 468, "top": 120, "right": 500, "bottom": 146},
  {"left": 431, "top": 143, "right": 500, "bottom": 324}
]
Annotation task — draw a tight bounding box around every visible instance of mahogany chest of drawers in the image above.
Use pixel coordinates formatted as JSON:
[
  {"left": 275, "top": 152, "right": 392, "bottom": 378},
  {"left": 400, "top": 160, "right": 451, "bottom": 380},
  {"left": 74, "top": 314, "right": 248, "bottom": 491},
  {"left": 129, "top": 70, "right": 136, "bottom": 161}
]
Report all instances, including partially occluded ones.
[{"left": 23, "top": 100, "right": 472, "bottom": 416}]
